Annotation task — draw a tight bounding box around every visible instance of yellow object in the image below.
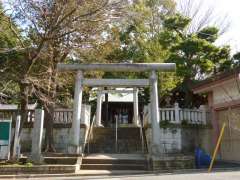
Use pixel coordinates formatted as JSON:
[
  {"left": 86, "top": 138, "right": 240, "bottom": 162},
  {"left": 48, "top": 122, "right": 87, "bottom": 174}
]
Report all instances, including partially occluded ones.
[{"left": 208, "top": 123, "right": 226, "bottom": 172}]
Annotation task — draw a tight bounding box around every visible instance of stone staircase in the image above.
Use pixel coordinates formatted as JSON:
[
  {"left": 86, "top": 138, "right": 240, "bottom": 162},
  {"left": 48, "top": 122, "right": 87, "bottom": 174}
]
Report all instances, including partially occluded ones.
[
  {"left": 18, "top": 153, "right": 81, "bottom": 174},
  {"left": 81, "top": 154, "right": 148, "bottom": 171},
  {"left": 20, "top": 153, "right": 81, "bottom": 165},
  {"left": 82, "top": 127, "right": 148, "bottom": 171},
  {"left": 85, "top": 127, "right": 146, "bottom": 154}
]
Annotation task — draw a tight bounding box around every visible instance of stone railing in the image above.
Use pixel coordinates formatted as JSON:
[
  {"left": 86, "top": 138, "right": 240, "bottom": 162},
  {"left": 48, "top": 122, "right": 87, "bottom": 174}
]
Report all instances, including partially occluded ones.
[
  {"left": 54, "top": 105, "right": 91, "bottom": 126},
  {"left": 0, "top": 109, "right": 35, "bottom": 123},
  {"left": 0, "top": 104, "right": 91, "bottom": 127},
  {"left": 143, "top": 103, "right": 209, "bottom": 127},
  {"left": 0, "top": 104, "right": 36, "bottom": 123}
]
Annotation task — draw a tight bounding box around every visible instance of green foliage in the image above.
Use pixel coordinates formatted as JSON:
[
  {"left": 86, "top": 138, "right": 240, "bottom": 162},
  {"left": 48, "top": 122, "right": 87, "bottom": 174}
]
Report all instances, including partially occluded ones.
[
  {"left": 96, "top": 0, "right": 179, "bottom": 99},
  {"left": 0, "top": 4, "right": 23, "bottom": 103},
  {"left": 157, "top": 14, "right": 233, "bottom": 107},
  {"left": 180, "top": 119, "right": 211, "bottom": 129},
  {"left": 233, "top": 52, "right": 240, "bottom": 60},
  {"left": 232, "top": 52, "right": 240, "bottom": 67},
  {"left": 25, "top": 162, "right": 33, "bottom": 167},
  {"left": 0, "top": 5, "right": 19, "bottom": 48},
  {"left": 197, "top": 27, "right": 219, "bottom": 42},
  {"left": 0, "top": 0, "right": 236, "bottom": 109},
  {"left": 159, "top": 120, "right": 176, "bottom": 129},
  {"left": 161, "top": 14, "right": 232, "bottom": 81},
  {"left": 93, "top": 1, "right": 233, "bottom": 106},
  {"left": 159, "top": 120, "right": 210, "bottom": 129},
  {"left": 163, "top": 13, "right": 191, "bottom": 32}
]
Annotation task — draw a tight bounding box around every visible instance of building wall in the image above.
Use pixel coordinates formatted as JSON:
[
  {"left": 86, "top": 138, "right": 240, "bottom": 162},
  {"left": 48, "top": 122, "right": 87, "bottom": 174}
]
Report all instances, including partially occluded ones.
[
  {"left": 209, "top": 78, "right": 240, "bottom": 161},
  {"left": 216, "top": 108, "right": 240, "bottom": 161},
  {"left": 213, "top": 79, "right": 240, "bottom": 105}
]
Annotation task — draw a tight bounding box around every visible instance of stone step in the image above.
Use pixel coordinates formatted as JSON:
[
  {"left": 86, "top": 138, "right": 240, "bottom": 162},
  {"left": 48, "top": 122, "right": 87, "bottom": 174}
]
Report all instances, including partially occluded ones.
[
  {"left": 82, "top": 158, "right": 146, "bottom": 165},
  {"left": 92, "top": 127, "right": 141, "bottom": 136},
  {"left": 91, "top": 134, "right": 141, "bottom": 140},
  {"left": 43, "top": 157, "right": 79, "bottom": 165},
  {"left": 88, "top": 140, "right": 142, "bottom": 146},
  {"left": 43, "top": 153, "right": 82, "bottom": 157},
  {"left": 81, "top": 163, "right": 146, "bottom": 170},
  {"left": 87, "top": 144, "right": 143, "bottom": 154},
  {"left": 81, "top": 154, "right": 148, "bottom": 171},
  {"left": 19, "top": 157, "right": 79, "bottom": 165},
  {"left": 87, "top": 127, "right": 145, "bottom": 154},
  {"left": 92, "top": 130, "right": 141, "bottom": 134}
]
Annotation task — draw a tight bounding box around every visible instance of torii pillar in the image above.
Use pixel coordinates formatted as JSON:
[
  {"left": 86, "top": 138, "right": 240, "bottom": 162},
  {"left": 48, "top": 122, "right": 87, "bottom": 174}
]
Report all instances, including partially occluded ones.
[
  {"left": 68, "top": 71, "right": 83, "bottom": 154},
  {"left": 96, "top": 91, "right": 103, "bottom": 127},
  {"left": 149, "top": 71, "right": 163, "bottom": 156},
  {"left": 133, "top": 88, "right": 139, "bottom": 126}
]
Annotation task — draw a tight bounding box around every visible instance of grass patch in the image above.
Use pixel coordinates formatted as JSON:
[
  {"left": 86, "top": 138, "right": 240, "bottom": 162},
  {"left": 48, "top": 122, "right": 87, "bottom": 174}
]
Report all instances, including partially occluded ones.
[{"left": 0, "top": 161, "right": 33, "bottom": 167}]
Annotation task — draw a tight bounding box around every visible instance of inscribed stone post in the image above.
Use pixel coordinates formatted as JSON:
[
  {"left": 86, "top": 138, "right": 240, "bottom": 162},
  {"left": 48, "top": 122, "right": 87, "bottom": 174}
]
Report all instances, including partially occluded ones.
[
  {"left": 31, "top": 109, "right": 44, "bottom": 164},
  {"left": 12, "top": 115, "right": 21, "bottom": 160}
]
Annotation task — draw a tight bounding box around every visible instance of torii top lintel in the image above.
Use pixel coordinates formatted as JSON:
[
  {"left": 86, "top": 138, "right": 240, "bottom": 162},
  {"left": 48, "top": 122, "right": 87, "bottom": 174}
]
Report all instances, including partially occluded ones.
[{"left": 57, "top": 63, "right": 176, "bottom": 72}]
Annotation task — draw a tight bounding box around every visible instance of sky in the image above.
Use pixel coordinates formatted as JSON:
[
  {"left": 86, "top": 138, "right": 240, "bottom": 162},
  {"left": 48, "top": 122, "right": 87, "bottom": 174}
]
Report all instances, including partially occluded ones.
[{"left": 177, "top": 0, "right": 240, "bottom": 54}]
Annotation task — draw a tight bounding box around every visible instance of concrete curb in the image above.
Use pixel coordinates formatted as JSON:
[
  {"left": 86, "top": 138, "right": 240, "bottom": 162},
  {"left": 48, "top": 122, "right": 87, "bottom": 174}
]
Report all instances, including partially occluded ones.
[
  {"left": 1, "top": 167, "right": 240, "bottom": 179},
  {"left": 0, "top": 164, "right": 77, "bottom": 175}
]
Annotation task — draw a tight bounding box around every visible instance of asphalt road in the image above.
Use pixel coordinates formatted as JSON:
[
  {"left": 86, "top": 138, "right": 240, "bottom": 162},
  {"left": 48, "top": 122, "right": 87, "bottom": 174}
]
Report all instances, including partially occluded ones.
[{"left": 3, "top": 170, "right": 240, "bottom": 180}]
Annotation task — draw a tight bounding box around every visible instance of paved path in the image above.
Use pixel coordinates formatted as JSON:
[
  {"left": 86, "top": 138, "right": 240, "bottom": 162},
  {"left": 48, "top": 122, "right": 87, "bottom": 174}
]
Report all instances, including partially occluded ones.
[{"left": 2, "top": 170, "right": 240, "bottom": 180}]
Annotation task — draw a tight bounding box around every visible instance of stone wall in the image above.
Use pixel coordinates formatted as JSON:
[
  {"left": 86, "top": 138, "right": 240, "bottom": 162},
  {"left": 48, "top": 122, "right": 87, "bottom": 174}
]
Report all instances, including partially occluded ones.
[
  {"left": 12, "top": 127, "right": 88, "bottom": 153},
  {"left": 181, "top": 127, "right": 214, "bottom": 155},
  {"left": 151, "top": 156, "right": 195, "bottom": 171},
  {"left": 145, "top": 128, "right": 181, "bottom": 154},
  {"left": 145, "top": 126, "right": 214, "bottom": 155}
]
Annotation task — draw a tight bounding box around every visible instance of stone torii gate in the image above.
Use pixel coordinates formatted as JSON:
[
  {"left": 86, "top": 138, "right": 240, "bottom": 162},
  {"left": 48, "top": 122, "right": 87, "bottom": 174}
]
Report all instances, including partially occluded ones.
[{"left": 57, "top": 63, "right": 176, "bottom": 155}]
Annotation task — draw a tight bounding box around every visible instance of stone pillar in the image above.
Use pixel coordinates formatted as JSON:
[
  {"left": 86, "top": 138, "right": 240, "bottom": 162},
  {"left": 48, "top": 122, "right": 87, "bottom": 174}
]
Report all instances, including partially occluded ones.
[
  {"left": 133, "top": 88, "right": 139, "bottom": 126},
  {"left": 200, "top": 105, "right": 207, "bottom": 125},
  {"left": 96, "top": 91, "right": 103, "bottom": 127},
  {"left": 174, "top": 102, "right": 180, "bottom": 123},
  {"left": 69, "top": 71, "right": 83, "bottom": 154},
  {"left": 31, "top": 109, "right": 44, "bottom": 164},
  {"left": 12, "top": 115, "right": 21, "bottom": 160},
  {"left": 104, "top": 87, "right": 109, "bottom": 123},
  {"left": 149, "top": 71, "right": 163, "bottom": 156}
]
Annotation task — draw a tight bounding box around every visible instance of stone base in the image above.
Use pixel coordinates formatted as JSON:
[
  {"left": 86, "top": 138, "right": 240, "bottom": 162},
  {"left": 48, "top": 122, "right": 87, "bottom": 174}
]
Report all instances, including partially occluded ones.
[
  {"left": 95, "top": 123, "right": 104, "bottom": 127},
  {"left": 29, "top": 154, "right": 44, "bottom": 165},
  {"left": 150, "top": 143, "right": 165, "bottom": 156},
  {"left": 68, "top": 145, "right": 82, "bottom": 154},
  {"left": 150, "top": 155, "right": 195, "bottom": 171}
]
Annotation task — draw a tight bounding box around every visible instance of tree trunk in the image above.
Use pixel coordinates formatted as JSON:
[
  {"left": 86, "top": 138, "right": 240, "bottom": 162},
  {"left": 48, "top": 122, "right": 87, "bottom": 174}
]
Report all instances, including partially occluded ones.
[
  {"left": 44, "top": 105, "right": 56, "bottom": 152},
  {"left": 19, "top": 83, "right": 29, "bottom": 135},
  {"left": 44, "top": 68, "right": 57, "bottom": 152},
  {"left": 183, "top": 77, "right": 193, "bottom": 108}
]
